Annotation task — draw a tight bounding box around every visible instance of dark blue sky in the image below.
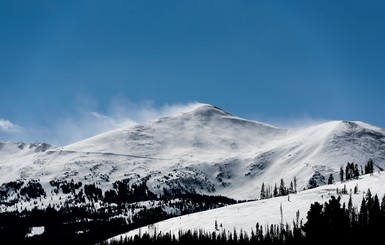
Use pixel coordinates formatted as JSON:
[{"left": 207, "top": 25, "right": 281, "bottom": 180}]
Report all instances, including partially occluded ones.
[{"left": 1, "top": 0, "right": 385, "bottom": 144}]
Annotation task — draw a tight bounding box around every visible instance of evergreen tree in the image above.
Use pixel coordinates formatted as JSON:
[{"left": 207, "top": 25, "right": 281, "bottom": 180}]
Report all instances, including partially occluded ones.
[
  {"left": 289, "top": 181, "right": 294, "bottom": 194},
  {"left": 215, "top": 220, "right": 219, "bottom": 231},
  {"left": 359, "top": 197, "right": 368, "bottom": 226},
  {"left": 323, "top": 196, "right": 348, "bottom": 240},
  {"left": 365, "top": 159, "right": 374, "bottom": 175},
  {"left": 354, "top": 164, "right": 360, "bottom": 179},
  {"left": 327, "top": 173, "right": 334, "bottom": 184},
  {"left": 381, "top": 195, "right": 385, "bottom": 216},
  {"left": 273, "top": 183, "right": 278, "bottom": 197},
  {"left": 370, "top": 194, "right": 381, "bottom": 229},
  {"left": 260, "top": 182, "right": 266, "bottom": 200},
  {"left": 354, "top": 184, "right": 358, "bottom": 194},
  {"left": 347, "top": 193, "right": 354, "bottom": 223},
  {"left": 345, "top": 162, "right": 354, "bottom": 180},
  {"left": 340, "top": 167, "right": 344, "bottom": 182},
  {"left": 265, "top": 184, "right": 271, "bottom": 199},
  {"left": 279, "top": 179, "right": 286, "bottom": 196},
  {"left": 303, "top": 202, "right": 324, "bottom": 241},
  {"left": 308, "top": 178, "right": 317, "bottom": 189}
]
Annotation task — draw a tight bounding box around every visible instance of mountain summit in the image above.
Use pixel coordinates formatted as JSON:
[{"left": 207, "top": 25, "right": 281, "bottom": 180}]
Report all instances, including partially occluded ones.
[
  {"left": 64, "top": 103, "right": 282, "bottom": 158},
  {"left": 1, "top": 104, "right": 385, "bottom": 200},
  {"left": 181, "top": 103, "right": 234, "bottom": 117}
]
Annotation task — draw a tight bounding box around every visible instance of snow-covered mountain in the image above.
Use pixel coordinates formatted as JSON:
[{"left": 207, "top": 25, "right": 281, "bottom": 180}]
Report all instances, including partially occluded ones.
[{"left": 1, "top": 104, "right": 385, "bottom": 201}]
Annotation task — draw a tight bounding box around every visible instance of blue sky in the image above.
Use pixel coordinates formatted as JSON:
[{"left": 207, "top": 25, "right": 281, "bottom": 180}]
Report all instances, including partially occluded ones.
[{"left": 1, "top": 0, "right": 385, "bottom": 145}]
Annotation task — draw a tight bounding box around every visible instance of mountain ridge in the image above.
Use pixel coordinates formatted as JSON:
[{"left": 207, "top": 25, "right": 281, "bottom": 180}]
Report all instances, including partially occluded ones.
[{"left": 1, "top": 104, "right": 385, "bottom": 200}]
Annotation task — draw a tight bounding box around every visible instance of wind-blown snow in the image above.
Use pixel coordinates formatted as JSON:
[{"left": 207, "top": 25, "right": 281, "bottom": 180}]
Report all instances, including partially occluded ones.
[{"left": 1, "top": 104, "right": 385, "bottom": 201}]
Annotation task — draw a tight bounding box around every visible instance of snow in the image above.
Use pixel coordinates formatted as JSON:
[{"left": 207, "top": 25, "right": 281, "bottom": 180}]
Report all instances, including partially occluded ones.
[
  {"left": 25, "top": 226, "right": 45, "bottom": 237},
  {"left": 107, "top": 172, "right": 385, "bottom": 243},
  {"left": 1, "top": 104, "right": 385, "bottom": 204}
]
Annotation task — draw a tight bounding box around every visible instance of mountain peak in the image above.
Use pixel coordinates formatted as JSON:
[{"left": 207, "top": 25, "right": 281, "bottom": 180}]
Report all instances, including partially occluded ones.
[{"left": 182, "top": 103, "right": 233, "bottom": 118}]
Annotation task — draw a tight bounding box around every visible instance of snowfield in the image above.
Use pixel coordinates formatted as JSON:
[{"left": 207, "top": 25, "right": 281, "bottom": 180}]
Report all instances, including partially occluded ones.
[
  {"left": 107, "top": 172, "right": 385, "bottom": 243},
  {"left": 1, "top": 103, "right": 385, "bottom": 203}
]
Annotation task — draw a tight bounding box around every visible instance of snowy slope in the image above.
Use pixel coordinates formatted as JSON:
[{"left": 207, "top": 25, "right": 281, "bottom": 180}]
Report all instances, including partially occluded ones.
[
  {"left": 1, "top": 104, "right": 385, "bottom": 201},
  {"left": 107, "top": 172, "right": 385, "bottom": 242}
]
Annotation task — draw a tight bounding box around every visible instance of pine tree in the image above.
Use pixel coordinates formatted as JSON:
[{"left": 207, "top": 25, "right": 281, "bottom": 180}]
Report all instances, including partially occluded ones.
[
  {"left": 323, "top": 196, "right": 348, "bottom": 240},
  {"left": 340, "top": 167, "right": 344, "bottom": 182},
  {"left": 354, "top": 164, "right": 360, "bottom": 179},
  {"left": 266, "top": 184, "right": 271, "bottom": 199},
  {"left": 289, "top": 181, "right": 294, "bottom": 194},
  {"left": 354, "top": 184, "right": 358, "bottom": 194},
  {"left": 366, "top": 188, "right": 372, "bottom": 202},
  {"left": 308, "top": 178, "right": 317, "bottom": 189},
  {"left": 381, "top": 194, "right": 385, "bottom": 215},
  {"left": 345, "top": 162, "right": 354, "bottom": 180},
  {"left": 359, "top": 197, "right": 368, "bottom": 226},
  {"left": 215, "top": 220, "right": 219, "bottom": 231},
  {"left": 370, "top": 194, "right": 381, "bottom": 229},
  {"left": 328, "top": 173, "right": 334, "bottom": 184},
  {"left": 303, "top": 202, "right": 324, "bottom": 241},
  {"left": 365, "top": 159, "right": 374, "bottom": 175},
  {"left": 279, "top": 179, "right": 286, "bottom": 196},
  {"left": 273, "top": 183, "right": 278, "bottom": 197},
  {"left": 260, "top": 182, "right": 266, "bottom": 200},
  {"left": 347, "top": 193, "right": 356, "bottom": 224}
]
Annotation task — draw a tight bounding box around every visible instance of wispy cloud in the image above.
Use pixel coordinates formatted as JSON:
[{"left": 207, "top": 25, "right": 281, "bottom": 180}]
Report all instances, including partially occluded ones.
[
  {"left": 257, "top": 115, "right": 329, "bottom": 129},
  {"left": 1, "top": 98, "right": 202, "bottom": 146},
  {"left": 52, "top": 100, "right": 201, "bottom": 145},
  {"left": 0, "top": 118, "right": 21, "bottom": 133},
  {"left": 1, "top": 98, "right": 331, "bottom": 146}
]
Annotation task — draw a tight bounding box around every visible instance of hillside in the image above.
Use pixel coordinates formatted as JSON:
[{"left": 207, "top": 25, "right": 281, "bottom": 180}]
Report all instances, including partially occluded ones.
[{"left": 107, "top": 171, "right": 385, "bottom": 243}]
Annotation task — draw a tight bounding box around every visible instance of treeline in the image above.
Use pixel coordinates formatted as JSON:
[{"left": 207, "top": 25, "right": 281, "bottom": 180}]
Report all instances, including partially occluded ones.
[
  {"left": 0, "top": 193, "right": 236, "bottom": 244},
  {"left": 105, "top": 224, "right": 304, "bottom": 245},
  {"left": 105, "top": 190, "right": 385, "bottom": 244},
  {"left": 0, "top": 179, "right": 46, "bottom": 203},
  {"left": 259, "top": 177, "right": 297, "bottom": 200},
  {"left": 340, "top": 159, "right": 375, "bottom": 182}
]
